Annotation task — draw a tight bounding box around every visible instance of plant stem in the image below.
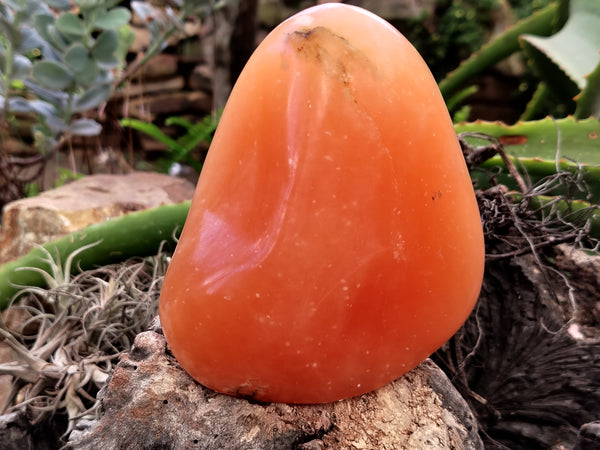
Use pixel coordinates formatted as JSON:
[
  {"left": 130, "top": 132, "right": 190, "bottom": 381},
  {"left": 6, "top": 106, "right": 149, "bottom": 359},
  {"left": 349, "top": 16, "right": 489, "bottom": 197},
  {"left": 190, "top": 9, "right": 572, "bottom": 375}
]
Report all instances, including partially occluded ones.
[
  {"left": 0, "top": 201, "right": 191, "bottom": 308},
  {"left": 514, "top": 193, "right": 600, "bottom": 242},
  {"left": 438, "top": 3, "right": 559, "bottom": 100}
]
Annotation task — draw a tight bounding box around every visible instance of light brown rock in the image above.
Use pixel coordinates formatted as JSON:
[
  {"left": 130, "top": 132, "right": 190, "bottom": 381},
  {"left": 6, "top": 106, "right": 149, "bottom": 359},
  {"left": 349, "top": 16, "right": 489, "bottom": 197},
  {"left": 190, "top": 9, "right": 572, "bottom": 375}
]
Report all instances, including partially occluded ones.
[
  {"left": 0, "top": 172, "right": 195, "bottom": 264},
  {"left": 67, "top": 330, "right": 483, "bottom": 450}
]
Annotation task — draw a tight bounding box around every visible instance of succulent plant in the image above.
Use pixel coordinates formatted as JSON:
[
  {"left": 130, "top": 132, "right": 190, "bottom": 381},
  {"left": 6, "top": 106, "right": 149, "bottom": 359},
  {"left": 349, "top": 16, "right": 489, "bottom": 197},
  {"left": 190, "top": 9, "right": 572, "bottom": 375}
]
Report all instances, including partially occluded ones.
[
  {"left": 0, "top": 0, "right": 133, "bottom": 147},
  {"left": 0, "top": 246, "right": 166, "bottom": 434}
]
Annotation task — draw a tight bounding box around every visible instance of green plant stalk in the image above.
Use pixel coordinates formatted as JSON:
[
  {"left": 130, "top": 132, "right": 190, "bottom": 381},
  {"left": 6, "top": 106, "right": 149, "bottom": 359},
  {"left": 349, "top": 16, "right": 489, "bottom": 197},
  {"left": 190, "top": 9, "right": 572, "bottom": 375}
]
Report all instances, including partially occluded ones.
[
  {"left": 574, "top": 57, "right": 600, "bottom": 119},
  {"left": 0, "top": 35, "right": 15, "bottom": 125},
  {"left": 458, "top": 117, "right": 600, "bottom": 202},
  {"left": 455, "top": 117, "right": 600, "bottom": 162},
  {"left": 446, "top": 85, "right": 479, "bottom": 114},
  {"left": 511, "top": 193, "right": 600, "bottom": 241},
  {"left": 473, "top": 155, "right": 600, "bottom": 203},
  {"left": 0, "top": 201, "right": 191, "bottom": 308},
  {"left": 519, "top": 82, "right": 551, "bottom": 121},
  {"left": 115, "top": 25, "right": 178, "bottom": 88},
  {"left": 439, "top": 3, "right": 559, "bottom": 100}
]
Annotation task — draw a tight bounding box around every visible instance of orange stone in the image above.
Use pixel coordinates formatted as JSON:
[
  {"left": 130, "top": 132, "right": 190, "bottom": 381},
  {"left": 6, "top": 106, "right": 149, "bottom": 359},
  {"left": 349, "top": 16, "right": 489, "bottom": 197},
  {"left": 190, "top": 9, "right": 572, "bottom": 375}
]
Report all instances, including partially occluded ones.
[{"left": 159, "top": 3, "right": 485, "bottom": 403}]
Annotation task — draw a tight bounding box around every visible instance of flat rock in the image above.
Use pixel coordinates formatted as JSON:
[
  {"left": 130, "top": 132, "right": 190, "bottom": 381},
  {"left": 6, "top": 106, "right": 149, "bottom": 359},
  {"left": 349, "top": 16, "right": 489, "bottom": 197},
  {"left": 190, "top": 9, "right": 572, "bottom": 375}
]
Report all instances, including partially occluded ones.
[
  {"left": 0, "top": 172, "right": 195, "bottom": 264},
  {"left": 67, "top": 330, "right": 483, "bottom": 450}
]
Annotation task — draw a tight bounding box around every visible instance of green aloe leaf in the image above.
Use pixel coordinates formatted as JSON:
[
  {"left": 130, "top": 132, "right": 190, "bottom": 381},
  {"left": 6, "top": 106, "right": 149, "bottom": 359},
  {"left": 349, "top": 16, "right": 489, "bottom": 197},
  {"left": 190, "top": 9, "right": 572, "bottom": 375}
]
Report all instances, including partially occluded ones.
[
  {"left": 32, "top": 60, "right": 73, "bottom": 89},
  {"left": 521, "top": 0, "right": 600, "bottom": 102},
  {"left": 456, "top": 117, "right": 600, "bottom": 202},
  {"left": 93, "top": 7, "right": 131, "bottom": 30},
  {"left": 456, "top": 117, "right": 600, "bottom": 162},
  {"left": 575, "top": 60, "right": 600, "bottom": 119},
  {"left": 0, "top": 201, "right": 190, "bottom": 307},
  {"left": 438, "top": 3, "right": 561, "bottom": 100}
]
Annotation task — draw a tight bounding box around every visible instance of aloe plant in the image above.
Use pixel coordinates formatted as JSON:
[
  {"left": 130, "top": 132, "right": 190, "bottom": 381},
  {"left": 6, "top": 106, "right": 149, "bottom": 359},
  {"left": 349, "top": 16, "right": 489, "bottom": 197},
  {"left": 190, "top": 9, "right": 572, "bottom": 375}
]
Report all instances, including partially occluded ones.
[
  {"left": 440, "top": 0, "right": 600, "bottom": 120},
  {"left": 456, "top": 117, "right": 600, "bottom": 201}
]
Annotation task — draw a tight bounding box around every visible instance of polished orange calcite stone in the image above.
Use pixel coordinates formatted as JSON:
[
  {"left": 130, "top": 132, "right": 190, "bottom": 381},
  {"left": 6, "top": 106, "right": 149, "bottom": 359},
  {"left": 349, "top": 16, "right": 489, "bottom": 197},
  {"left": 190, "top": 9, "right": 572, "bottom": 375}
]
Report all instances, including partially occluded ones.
[{"left": 159, "top": 3, "right": 485, "bottom": 403}]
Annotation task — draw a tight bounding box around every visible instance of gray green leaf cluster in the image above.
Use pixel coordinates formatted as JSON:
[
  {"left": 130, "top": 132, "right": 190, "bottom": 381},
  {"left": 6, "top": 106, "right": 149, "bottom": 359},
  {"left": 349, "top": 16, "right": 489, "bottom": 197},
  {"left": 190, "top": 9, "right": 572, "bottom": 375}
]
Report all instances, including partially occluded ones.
[{"left": 0, "top": 0, "right": 133, "bottom": 143}]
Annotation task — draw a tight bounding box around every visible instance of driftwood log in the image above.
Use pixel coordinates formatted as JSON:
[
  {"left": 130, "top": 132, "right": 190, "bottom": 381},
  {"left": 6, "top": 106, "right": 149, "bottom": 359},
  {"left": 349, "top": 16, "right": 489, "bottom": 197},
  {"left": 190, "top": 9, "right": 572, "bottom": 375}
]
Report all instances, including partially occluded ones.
[
  {"left": 66, "top": 330, "right": 483, "bottom": 450},
  {"left": 432, "top": 191, "right": 600, "bottom": 449}
]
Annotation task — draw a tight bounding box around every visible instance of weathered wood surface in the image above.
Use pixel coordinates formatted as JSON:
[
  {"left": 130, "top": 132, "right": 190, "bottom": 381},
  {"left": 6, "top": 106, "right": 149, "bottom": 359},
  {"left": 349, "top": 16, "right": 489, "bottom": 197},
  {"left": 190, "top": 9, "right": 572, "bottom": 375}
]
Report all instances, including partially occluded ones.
[
  {"left": 67, "top": 331, "right": 483, "bottom": 450},
  {"left": 433, "top": 245, "right": 600, "bottom": 449}
]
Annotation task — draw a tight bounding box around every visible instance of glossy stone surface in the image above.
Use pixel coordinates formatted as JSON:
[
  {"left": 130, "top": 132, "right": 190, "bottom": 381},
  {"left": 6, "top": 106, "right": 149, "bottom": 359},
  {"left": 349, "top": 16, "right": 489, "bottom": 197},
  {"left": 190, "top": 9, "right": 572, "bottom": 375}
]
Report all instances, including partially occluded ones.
[{"left": 159, "top": 4, "right": 484, "bottom": 403}]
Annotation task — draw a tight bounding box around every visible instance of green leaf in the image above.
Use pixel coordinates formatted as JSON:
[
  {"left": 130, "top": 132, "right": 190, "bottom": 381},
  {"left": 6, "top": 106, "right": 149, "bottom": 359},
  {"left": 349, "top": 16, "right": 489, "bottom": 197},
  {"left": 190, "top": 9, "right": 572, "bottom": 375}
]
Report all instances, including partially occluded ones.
[
  {"left": 72, "top": 84, "right": 112, "bottom": 112},
  {"left": 63, "top": 43, "right": 100, "bottom": 85},
  {"left": 76, "top": 0, "right": 101, "bottom": 10},
  {"left": 445, "top": 85, "right": 478, "bottom": 114},
  {"left": 25, "top": 99, "right": 57, "bottom": 119},
  {"left": 456, "top": 117, "right": 600, "bottom": 202},
  {"left": 519, "top": 82, "right": 552, "bottom": 121},
  {"left": 93, "top": 7, "right": 131, "bottom": 30},
  {"left": 7, "top": 97, "right": 34, "bottom": 113},
  {"left": 32, "top": 60, "right": 73, "bottom": 89},
  {"left": 0, "top": 16, "right": 22, "bottom": 47},
  {"left": 0, "top": 201, "right": 190, "bottom": 307},
  {"left": 56, "top": 12, "right": 86, "bottom": 37},
  {"left": 438, "top": 3, "right": 560, "bottom": 99},
  {"left": 16, "top": 24, "right": 46, "bottom": 54},
  {"left": 521, "top": 0, "right": 600, "bottom": 95},
  {"left": 68, "top": 118, "right": 102, "bottom": 136},
  {"left": 456, "top": 117, "right": 600, "bottom": 162},
  {"left": 12, "top": 54, "right": 32, "bottom": 80},
  {"left": 47, "top": 24, "right": 70, "bottom": 51},
  {"left": 33, "top": 14, "right": 55, "bottom": 43},
  {"left": 25, "top": 80, "right": 69, "bottom": 106},
  {"left": 45, "top": 0, "right": 72, "bottom": 10},
  {"left": 575, "top": 61, "right": 600, "bottom": 119},
  {"left": 116, "top": 24, "right": 136, "bottom": 61},
  {"left": 63, "top": 43, "right": 90, "bottom": 73},
  {"left": 92, "top": 29, "right": 119, "bottom": 62},
  {"left": 74, "top": 61, "right": 100, "bottom": 86},
  {"left": 165, "top": 116, "right": 195, "bottom": 131},
  {"left": 121, "top": 117, "right": 185, "bottom": 152}
]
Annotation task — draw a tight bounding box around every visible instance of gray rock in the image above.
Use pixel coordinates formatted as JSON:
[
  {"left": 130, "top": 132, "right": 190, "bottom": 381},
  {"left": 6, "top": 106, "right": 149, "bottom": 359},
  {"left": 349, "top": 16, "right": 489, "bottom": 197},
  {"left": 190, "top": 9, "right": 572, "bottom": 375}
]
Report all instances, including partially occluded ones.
[
  {"left": 0, "top": 172, "right": 195, "bottom": 264},
  {"left": 68, "top": 331, "right": 482, "bottom": 450}
]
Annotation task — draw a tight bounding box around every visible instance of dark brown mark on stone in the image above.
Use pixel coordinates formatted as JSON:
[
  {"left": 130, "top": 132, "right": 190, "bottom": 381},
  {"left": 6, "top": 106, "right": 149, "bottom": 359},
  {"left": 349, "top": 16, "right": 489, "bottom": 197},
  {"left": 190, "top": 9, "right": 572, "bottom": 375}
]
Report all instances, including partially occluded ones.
[{"left": 288, "top": 26, "right": 377, "bottom": 90}]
